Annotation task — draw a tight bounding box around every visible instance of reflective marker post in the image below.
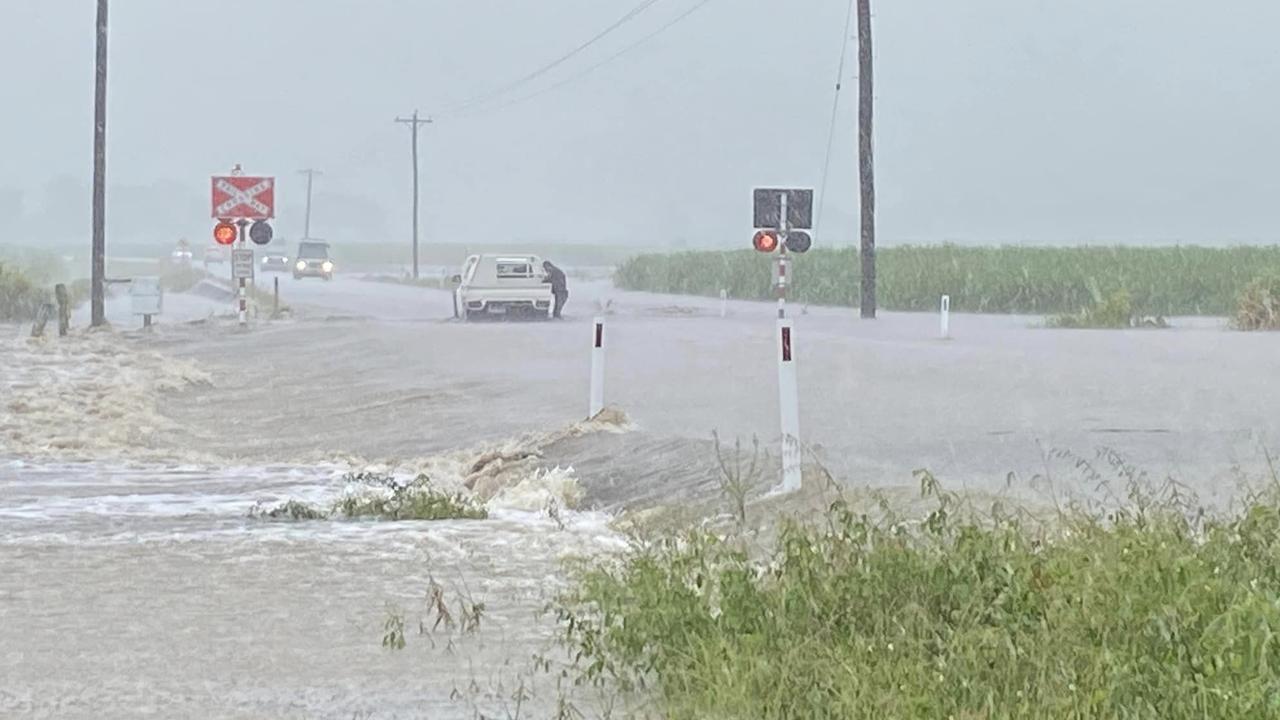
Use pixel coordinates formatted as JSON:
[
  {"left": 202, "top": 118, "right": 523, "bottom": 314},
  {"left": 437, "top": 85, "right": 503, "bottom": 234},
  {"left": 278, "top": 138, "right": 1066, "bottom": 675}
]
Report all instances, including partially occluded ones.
[
  {"left": 941, "top": 294, "right": 951, "bottom": 339},
  {"left": 589, "top": 316, "right": 605, "bottom": 418},
  {"left": 776, "top": 317, "right": 802, "bottom": 493}
]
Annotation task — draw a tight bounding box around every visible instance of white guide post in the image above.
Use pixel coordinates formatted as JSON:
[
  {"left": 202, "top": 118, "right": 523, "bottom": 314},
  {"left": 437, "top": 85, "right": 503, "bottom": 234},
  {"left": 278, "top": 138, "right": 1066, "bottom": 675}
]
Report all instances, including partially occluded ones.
[
  {"left": 589, "top": 315, "right": 605, "bottom": 418},
  {"left": 776, "top": 317, "right": 801, "bottom": 493}
]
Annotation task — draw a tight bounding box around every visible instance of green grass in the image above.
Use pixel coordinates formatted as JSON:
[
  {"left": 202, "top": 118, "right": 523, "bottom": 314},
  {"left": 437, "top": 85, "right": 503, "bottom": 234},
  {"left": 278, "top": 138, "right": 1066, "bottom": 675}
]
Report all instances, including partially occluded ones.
[
  {"left": 250, "top": 472, "right": 488, "bottom": 522},
  {"left": 615, "top": 245, "right": 1280, "bottom": 317},
  {"left": 555, "top": 475, "right": 1280, "bottom": 719},
  {"left": 0, "top": 261, "right": 48, "bottom": 322},
  {"left": 1046, "top": 289, "right": 1170, "bottom": 329},
  {"left": 1233, "top": 273, "right": 1280, "bottom": 331}
]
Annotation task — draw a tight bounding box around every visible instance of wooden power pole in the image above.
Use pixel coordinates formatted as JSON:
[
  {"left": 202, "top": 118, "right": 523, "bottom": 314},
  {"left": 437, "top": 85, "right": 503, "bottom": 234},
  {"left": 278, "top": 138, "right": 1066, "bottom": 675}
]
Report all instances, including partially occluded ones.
[
  {"left": 90, "top": 0, "right": 109, "bottom": 327},
  {"left": 394, "top": 110, "right": 432, "bottom": 279},
  {"left": 857, "top": 0, "right": 876, "bottom": 319},
  {"left": 297, "top": 168, "right": 322, "bottom": 239}
]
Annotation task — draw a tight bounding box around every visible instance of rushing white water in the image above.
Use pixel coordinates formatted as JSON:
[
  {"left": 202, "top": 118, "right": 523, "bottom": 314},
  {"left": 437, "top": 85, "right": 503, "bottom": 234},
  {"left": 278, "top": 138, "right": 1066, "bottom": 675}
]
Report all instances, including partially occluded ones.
[{"left": 1, "top": 331, "right": 640, "bottom": 719}]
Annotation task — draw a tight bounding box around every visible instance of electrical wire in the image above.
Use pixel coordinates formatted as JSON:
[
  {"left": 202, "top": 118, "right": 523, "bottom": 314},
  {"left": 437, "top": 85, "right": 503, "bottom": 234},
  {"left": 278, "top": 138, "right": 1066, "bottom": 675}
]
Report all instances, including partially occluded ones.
[
  {"left": 437, "top": 0, "right": 666, "bottom": 117},
  {"left": 449, "top": 0, "right": 717, "bottom": 119},
  {"left": 814, "top": 0, "right": 856, "bottom": 243}
]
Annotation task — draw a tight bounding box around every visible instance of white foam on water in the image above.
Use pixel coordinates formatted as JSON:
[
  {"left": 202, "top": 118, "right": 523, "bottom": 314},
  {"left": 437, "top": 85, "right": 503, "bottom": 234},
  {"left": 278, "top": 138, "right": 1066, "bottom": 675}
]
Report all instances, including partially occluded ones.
[{"left": 1, "top": 332, "right": 214, "bottom": 462}]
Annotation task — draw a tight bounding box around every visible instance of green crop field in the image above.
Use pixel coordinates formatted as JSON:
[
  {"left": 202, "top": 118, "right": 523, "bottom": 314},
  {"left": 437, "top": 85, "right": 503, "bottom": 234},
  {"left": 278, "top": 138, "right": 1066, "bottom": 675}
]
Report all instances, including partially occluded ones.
[{"left": 615, "top": 245, "right": 1280, "bottom": 316}]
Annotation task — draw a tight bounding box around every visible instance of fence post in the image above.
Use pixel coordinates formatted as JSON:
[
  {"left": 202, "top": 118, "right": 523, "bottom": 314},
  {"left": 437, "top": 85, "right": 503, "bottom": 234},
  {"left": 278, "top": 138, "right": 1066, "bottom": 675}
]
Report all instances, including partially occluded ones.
[
  {"left": 31, "top": 303, "right": 54, "bottom": 338},
  {"left": 55, "top": 284, "right": 69, "bottom": 336}
]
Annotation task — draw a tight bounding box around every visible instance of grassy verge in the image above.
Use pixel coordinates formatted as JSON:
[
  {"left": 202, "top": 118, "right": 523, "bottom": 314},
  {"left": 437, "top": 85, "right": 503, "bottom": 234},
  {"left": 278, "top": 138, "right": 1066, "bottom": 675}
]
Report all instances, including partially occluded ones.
[
  {"left": 615, "top": 245, "right": 1280, "bottom": 316},
  {"left": 1047, "top": 289, "right": 1170, "bottom": 329},
  {"left": 1233, "top": 273, "right": 1280, "bottom": 330},
  {"left": 554, "top": 473, "right": 1280, "bottom": 719},
  {"left": 250, "top": 472, "right": 487, "bottom": 521},
  {"left": 0, "top": 262, "right": 48, "bottom": 322}
]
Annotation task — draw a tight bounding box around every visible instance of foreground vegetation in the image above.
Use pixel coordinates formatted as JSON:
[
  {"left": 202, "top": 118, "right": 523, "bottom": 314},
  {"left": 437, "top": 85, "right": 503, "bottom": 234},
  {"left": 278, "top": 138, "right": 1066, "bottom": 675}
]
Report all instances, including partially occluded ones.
[
  {"left": 1233, "top": 273, "right": 1280, "bottom": 331},
  {"left": 555, "top": 474, "right": 1280, "bottom": 719},
  {"left": 615, "top": 245, "right": 1280, "bottom": 317},
  {"left": 251, "top": 472, "right": 487, "bottom": 521},
  {"left": 0, "top": 262, "right": 47, "bottom": 322}
]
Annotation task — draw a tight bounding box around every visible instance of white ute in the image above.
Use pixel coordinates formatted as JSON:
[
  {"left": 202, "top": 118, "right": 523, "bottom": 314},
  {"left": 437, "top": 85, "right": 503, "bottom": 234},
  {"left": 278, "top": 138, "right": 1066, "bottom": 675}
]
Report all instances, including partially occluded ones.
[{"left": 453, "top": 254, "right": 553, "bottom": 320}]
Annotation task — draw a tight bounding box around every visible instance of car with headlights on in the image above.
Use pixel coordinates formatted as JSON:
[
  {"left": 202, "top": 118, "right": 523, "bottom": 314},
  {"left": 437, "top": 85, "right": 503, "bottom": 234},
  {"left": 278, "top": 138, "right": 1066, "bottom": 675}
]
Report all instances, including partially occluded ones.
[
  {"left": 261, "top": 252, "right": 290, "bottom": 272},
  {"left": 293, "top": 240, "right": 334, "bottom": 280}
]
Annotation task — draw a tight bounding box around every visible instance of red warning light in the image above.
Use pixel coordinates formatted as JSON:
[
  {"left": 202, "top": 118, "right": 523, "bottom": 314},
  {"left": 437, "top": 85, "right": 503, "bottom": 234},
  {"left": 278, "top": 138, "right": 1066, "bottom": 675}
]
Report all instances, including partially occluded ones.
[
  {"left": 213, "top": 221, "right": 237, "bottom": 245},
  {"left": 752, "top": 230, "right": 779, "bottom": 253}
]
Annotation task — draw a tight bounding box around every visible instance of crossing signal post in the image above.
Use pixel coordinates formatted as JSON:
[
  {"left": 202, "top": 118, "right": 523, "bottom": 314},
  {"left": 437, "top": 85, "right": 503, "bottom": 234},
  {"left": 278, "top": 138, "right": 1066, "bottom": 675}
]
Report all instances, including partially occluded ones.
[
  {"left": 751, "top": 187, "right": 814, "bottom": 494},
  {"left": 211, "top": 166, "right": 275, "bottom": 329}
]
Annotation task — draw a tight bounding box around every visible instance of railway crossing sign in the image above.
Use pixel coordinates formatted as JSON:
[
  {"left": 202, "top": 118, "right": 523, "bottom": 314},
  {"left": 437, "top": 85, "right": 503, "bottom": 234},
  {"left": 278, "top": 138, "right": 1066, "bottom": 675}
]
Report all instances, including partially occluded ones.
[
  {"left": 211, "top": 175, "right": 276, "bottom": 219},
  {"left": 753, "top": 188, "right": 813, "bottom": 230}
]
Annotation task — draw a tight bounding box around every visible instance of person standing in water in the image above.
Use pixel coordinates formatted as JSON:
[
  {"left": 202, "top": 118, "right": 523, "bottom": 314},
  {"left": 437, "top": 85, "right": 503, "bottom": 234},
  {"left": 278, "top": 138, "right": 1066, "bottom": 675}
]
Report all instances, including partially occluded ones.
[{"left": 542, "top": 260, "right": 568, "bottom": 319}]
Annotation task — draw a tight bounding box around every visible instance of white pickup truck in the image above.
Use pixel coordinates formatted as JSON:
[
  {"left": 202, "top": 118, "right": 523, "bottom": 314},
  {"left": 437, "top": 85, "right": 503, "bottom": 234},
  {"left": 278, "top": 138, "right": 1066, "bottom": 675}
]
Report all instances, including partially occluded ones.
[{"left": 453, "top": 254, "right": 553, "bottom": 320}]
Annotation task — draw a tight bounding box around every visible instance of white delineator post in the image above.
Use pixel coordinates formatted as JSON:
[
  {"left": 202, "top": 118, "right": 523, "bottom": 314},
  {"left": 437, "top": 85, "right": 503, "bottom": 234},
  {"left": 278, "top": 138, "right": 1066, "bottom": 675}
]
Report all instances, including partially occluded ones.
[
  {"left": 776, "top": 317, "right": 802, "bottom": 492},
  {"left": 720, "top": 289, "right": 728, "bottom": 318},
  {"left": 589, "top": 316, "right": 605, "bottom": 418},
  {"left": 940, "top": 294, "right": 951, "bottom": 339}
]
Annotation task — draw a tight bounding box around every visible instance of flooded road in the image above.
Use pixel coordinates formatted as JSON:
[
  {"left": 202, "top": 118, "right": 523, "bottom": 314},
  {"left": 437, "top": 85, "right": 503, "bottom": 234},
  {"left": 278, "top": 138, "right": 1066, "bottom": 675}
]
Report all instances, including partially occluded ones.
[
  {"left": 0, "top": 458, "right": 624, "bottom": 719},
  {"left": 5, "top": 276, "right": 1280, "bottom": 717}
]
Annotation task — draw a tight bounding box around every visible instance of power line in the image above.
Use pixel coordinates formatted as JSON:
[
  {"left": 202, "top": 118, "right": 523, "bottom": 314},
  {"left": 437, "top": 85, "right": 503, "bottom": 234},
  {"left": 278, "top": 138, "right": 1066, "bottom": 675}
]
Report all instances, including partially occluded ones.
[
  {"left": 438, "top": 0, "right": 666, "bottom": 117},
  {"left": 815, "top": 0, "right": 855, "bottom": 244},
  {"left": 449, "top": 0, "right": 717, "bottom": 119}
]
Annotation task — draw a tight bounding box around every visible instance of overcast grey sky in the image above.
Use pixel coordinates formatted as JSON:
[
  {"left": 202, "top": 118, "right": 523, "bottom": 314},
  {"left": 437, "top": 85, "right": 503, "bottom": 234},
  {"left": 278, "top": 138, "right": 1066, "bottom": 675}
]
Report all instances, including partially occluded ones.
[{"left": 2, "top": 0, "right": 1278, "bottom": 248}]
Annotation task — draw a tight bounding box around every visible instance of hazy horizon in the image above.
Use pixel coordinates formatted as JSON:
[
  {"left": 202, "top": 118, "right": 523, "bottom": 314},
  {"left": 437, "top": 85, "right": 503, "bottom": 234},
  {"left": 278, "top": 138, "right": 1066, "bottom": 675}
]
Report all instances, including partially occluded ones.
[{"left": 3, "top": 0, "right": 1278, "bottom": 250}]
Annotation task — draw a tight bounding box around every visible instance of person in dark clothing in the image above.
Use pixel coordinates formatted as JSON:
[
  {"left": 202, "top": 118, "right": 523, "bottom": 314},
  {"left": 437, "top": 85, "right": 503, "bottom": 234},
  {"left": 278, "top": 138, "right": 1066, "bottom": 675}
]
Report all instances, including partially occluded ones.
[{"left": 542, "top": 261, "right": 568, "bottom": 319}]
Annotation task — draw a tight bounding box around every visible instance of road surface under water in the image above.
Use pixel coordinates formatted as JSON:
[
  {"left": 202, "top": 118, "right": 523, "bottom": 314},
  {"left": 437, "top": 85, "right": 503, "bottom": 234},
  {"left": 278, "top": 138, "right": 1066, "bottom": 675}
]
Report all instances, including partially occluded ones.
[{"left": 6, "top": 274, "right": 1280, "bottom": 717}]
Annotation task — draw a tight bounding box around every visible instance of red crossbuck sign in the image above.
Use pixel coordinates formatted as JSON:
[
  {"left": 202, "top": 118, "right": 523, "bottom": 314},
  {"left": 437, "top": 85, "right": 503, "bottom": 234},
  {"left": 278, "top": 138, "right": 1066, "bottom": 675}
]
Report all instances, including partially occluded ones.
[{"left": 211, "top": 176, "right": 275, "bottom": 219}]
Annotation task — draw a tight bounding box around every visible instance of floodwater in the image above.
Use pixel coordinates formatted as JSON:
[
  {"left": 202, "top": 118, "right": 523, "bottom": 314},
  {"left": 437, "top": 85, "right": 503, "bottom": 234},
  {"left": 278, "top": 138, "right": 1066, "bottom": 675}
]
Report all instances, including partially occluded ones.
[{"left": 5, "top": 275, "right": 1280, "bottom": 717}]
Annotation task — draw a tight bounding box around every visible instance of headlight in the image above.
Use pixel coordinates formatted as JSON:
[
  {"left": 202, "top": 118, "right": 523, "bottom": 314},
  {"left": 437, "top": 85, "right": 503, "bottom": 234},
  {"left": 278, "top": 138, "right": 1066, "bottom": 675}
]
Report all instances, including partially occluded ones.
[
  {"left": 296, "top": 261, "right": 306, "bottom": 271},
  {"left": 321, "top": 261, "right": 334, "bottom": 272}
]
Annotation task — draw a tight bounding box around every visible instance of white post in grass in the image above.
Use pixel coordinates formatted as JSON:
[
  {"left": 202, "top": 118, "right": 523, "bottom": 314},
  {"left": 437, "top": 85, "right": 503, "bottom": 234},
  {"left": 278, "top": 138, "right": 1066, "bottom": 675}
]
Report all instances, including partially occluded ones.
[
  {"left": 720, "top": 289, "right": 728, "bottom": 318},
  {"left": 589, "top": 315, "right": 605, "bottom": 418},
  {"left": 776, "top": 317, "right": 802, "bottom": 493},
  {"left": 940, "top": 294, "right": 951, "bottom": 339}
]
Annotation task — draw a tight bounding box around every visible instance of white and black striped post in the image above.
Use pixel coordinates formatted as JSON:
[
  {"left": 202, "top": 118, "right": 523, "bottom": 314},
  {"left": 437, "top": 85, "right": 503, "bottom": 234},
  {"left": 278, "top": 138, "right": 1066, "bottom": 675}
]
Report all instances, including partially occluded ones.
[
  {"left": 776, "top": 317, "right": 801, "bottom": 493},
  {"left": 589, "top": 316, "right": 605, "bottom": 418}
]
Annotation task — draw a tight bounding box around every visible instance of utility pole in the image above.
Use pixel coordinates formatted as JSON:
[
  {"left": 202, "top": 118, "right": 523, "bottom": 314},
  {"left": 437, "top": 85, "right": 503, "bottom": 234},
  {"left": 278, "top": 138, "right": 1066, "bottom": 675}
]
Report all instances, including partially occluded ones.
[
  {"left": 393, "top": 110, "right": 432, "bottom": 279},
  {"left": 857, "top": 0, "right": 876, "bottom": 319},
  {"left": 298, "top": 168, "right": 321, "bottom": 239},
  {"left": 90, "top": 0, "right": 109, "bottom": 327}
]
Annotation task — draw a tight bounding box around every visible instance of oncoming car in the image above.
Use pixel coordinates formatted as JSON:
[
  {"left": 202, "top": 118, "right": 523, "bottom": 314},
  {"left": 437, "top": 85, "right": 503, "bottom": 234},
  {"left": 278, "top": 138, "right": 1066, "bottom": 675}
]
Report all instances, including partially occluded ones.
[
  {"left": 293, "top": 240, "right": 334, "bottom": 280},
  {"left": 453, "top": 254, "right": 553, "bottom": 320},
  {"left": 261, "top": 252, "right": 290, "bottom": 272}
]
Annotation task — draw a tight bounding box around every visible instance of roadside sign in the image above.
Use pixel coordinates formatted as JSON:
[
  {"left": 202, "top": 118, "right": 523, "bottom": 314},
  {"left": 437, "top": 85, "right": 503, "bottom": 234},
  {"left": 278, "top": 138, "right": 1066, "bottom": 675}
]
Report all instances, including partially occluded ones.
[
  {"left": 232, "top": 248, "right": 255, "bottom": 280},
  {"left": 211, "top": 176, "right": 275, "bottom": 219},
  {"left": 753, "top": 188, "right": 813, "bottom": 230},
  {"left": 249, "top": 220, "right": 274, "bottom": 246},
  {"left": 130, "top": 277, "right": 162, "bottom": 316}
]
